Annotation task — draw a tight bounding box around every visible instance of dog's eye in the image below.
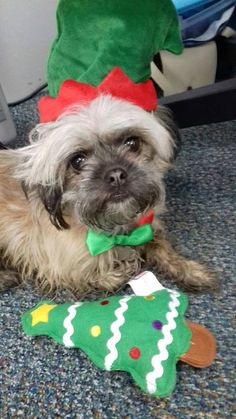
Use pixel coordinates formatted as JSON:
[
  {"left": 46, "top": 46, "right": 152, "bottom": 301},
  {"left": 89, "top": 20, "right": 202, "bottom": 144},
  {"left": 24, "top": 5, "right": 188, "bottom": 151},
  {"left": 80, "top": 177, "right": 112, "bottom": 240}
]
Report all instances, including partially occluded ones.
[
  {"left": 123, "top": 137, "right": 140, "bottom": 153},
  {"left": 70, "top": 153, "right": 87, "bottom": 171}
]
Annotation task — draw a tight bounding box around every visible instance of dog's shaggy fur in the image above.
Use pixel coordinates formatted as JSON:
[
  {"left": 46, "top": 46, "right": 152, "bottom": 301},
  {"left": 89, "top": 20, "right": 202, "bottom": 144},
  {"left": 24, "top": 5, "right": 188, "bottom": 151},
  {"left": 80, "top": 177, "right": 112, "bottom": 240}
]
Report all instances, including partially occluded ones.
[{"left": 0, "top": 95, "right": 216, "bottom": 296}]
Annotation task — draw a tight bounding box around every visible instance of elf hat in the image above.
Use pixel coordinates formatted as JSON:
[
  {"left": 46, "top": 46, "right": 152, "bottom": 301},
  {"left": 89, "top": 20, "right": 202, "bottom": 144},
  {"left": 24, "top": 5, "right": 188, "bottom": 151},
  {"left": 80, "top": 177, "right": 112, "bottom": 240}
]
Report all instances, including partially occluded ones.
[
  {"left": 46, "top": 0, "right": 182, "bottom": 99},
  {"left": 38, "top": 67, "right": 157, "bottom": 123}
]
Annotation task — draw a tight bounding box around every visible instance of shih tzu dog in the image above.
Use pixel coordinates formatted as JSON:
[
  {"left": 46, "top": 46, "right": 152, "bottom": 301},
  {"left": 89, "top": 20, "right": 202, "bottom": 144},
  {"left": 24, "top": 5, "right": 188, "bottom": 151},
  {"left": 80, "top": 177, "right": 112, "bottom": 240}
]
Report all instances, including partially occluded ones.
[{"left": 0, "top": 95, "right": 216, "bottom": 296}]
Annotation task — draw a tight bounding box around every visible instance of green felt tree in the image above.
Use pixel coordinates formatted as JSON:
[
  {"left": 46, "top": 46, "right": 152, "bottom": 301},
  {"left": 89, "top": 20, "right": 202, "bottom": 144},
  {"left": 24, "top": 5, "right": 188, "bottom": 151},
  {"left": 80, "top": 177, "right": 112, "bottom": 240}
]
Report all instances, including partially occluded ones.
[{"left": 22, "top": 289, "right": 193, "bottom": 397}]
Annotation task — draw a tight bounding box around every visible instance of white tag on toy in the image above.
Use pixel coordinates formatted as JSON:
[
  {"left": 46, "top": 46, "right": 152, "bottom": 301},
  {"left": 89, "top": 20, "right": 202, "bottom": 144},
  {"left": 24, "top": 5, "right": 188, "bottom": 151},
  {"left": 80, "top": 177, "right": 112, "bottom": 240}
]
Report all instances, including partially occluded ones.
[{"left": 128, "top": 271, "right": 165, "bottom": 296}]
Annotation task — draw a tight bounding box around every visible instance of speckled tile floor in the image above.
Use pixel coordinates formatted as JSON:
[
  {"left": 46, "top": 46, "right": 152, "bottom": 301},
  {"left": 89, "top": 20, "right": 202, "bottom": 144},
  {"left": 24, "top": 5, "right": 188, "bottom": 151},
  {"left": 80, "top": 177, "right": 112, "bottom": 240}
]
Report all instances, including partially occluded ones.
[{"left": 0, "top": 96, "right": 235, "bottom": 418}]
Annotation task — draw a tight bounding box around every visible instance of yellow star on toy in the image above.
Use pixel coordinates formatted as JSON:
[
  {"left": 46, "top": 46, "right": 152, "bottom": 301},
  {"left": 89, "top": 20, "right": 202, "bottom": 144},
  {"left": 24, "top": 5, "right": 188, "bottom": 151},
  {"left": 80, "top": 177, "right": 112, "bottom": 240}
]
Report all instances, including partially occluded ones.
[{"left": 31, "top": 303, "right": 57, "bottom": 326}]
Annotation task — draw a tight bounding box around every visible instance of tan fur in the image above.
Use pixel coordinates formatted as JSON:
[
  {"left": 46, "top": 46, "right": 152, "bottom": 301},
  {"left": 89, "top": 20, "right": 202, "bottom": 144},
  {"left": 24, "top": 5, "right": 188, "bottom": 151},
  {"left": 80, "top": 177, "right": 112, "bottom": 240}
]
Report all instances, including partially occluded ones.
[
  {"left": 0, "top": 150, "right": 216, "bottom": 296},
  {"left": 0, "top": 97, "right": 216, "bottom": 296},
  {"left": 0, "top": 151, "right": 141, "bottom": 295},
  {"left": 143, "top": 221, "right": 217, "bottom": 291}
]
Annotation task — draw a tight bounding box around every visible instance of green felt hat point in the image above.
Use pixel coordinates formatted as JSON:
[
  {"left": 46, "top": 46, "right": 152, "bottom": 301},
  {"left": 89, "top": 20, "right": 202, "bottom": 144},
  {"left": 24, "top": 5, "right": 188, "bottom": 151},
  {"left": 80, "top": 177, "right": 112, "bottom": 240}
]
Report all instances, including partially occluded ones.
[{"left": 47, "top": 0, "right": 183, "bottom": 97}]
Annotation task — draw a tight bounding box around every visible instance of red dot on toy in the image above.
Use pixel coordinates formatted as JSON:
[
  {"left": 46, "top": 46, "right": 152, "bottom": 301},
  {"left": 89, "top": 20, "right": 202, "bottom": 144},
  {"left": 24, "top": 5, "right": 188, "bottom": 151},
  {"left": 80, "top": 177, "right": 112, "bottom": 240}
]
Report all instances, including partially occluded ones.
[
  {"left": 152, "top": 320, "right": 163, "bottom": 330},
  {"left": 100, "top": 300, "right": 109, "bottom": 305},
  {"left": 129, "top": 347, "right": 141, "bottom": 360}
]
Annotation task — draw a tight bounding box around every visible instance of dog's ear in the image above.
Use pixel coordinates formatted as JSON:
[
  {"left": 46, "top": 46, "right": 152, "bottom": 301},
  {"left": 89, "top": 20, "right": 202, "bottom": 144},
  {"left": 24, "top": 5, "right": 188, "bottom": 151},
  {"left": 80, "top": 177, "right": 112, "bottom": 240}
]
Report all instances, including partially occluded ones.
[
  {"left": 37, "top": 184, "right": 69, "bottom": 230},
  {"left": 154, "top": 106, "right": 181, "bottom": 161}
]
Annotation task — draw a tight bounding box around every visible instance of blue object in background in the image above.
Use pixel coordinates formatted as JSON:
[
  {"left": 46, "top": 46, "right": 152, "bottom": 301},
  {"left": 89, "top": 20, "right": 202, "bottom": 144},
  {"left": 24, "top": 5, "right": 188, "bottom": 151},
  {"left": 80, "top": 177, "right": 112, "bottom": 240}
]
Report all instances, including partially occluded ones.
[
  {"left": 172, "top": 0, "right": 235, "bottom": 45},
  {"left": 173, "top": 0, "right": 215, "bottom": 14}
]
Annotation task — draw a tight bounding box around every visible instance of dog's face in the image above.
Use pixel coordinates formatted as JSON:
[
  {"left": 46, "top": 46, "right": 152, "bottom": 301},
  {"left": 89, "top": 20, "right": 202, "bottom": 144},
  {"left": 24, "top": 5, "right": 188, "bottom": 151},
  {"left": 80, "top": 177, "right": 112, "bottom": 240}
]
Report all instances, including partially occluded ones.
[
  {"left": 19, "top": 96, "right": 176, "bottom": 233},
  {"left": 64, "top": 128, "right": 164, "bottom": 233}
]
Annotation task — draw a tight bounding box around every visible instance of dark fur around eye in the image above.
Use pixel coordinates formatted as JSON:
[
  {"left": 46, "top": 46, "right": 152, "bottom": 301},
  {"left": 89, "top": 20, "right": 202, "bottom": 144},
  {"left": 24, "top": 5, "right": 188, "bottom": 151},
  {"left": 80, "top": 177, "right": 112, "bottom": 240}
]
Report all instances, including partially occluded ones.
[
  {"left": 123, "top": 136, "right": 141, "bottom": 153},
  {"left": 70, "top": 153, "right": 87, "bottom": 172}
]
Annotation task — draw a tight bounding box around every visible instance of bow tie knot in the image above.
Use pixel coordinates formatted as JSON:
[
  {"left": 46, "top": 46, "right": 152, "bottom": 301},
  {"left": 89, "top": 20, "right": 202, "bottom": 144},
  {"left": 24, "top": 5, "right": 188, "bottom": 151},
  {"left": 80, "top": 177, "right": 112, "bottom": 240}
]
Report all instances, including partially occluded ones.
[{"left": 86, "top": 223, "right": 154, "bottom": 256}]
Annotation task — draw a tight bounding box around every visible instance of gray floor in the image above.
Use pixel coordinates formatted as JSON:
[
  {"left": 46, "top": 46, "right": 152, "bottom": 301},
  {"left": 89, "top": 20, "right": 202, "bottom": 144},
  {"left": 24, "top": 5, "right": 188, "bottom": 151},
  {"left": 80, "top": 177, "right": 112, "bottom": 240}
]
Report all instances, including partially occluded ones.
[{"left": 0, "top": 95, "right": 236, "bottom": 418}]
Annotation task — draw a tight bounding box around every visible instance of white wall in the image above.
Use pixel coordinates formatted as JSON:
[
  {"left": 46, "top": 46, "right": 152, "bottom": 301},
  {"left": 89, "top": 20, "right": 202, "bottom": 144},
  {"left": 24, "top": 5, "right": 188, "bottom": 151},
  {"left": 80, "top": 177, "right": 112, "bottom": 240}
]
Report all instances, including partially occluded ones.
[{"left": 0, "top": 0, "right": 57, "bottom": 103}]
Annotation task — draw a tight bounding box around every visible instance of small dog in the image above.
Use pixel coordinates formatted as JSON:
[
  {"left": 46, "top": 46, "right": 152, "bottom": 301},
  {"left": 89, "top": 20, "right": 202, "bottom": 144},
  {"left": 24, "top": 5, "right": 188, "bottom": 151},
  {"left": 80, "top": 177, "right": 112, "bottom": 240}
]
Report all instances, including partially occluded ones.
[{"left": 0, "top": 95, "right": 215, "bottom": 296}]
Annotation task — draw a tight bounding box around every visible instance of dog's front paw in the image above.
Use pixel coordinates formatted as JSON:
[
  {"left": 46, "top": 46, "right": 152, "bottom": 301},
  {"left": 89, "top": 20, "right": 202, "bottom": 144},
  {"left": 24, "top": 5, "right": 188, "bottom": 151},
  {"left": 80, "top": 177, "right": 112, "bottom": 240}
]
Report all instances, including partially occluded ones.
[
  {"left": 178, "top": 260, "right": 219, "bottom": 292},
  {"left": 0, "top": 269, "right": 22, "bottom": 292}
]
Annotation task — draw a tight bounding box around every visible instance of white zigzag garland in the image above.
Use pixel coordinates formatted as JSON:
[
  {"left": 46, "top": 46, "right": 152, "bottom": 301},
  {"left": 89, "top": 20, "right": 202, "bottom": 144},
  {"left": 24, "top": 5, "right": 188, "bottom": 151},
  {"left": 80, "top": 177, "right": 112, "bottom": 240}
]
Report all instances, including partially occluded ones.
[
  {"left": 104, "top": 296, "right": 131, "bottom": 370},
  {"left": 146, "top": 290, "right": 180, "bottom": 394},
  {"left": 63, "top": 302, "right": 83, "bottom": 347}
]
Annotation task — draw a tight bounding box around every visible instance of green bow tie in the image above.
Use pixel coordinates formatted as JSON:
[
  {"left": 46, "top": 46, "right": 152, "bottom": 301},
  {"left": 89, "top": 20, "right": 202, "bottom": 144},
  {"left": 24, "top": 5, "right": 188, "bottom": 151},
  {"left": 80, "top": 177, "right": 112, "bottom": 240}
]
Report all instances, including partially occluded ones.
[{"left": 86, "top": 223, "right": 154, "bottom": 256}]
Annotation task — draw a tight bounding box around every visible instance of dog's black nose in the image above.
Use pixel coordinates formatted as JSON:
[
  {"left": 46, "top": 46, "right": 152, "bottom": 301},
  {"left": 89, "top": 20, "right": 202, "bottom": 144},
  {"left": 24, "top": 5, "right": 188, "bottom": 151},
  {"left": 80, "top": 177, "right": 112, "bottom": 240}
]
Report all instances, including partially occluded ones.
[{"left": 106, "top": 168, "right": 128, "bottom": 187}]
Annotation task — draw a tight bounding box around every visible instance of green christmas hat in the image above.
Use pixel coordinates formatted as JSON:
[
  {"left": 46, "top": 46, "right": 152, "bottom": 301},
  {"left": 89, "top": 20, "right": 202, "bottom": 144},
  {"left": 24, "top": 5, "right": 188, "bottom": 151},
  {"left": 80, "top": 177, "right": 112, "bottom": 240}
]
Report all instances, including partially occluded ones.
[
  {"left": 22, "top": 289, "right": 191, "bottom": 397},
  {"left": 47, "top": 0, "right": 183, "bottom": 98}
]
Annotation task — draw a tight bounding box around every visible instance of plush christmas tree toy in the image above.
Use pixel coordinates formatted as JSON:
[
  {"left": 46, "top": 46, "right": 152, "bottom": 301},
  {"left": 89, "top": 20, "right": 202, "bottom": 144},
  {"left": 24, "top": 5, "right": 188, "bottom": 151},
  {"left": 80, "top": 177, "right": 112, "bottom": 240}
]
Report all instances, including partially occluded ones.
[
  {"left": 22, "top": 286, "right": 216, "bottom": 398},
  {"left": 47, "top": 0, "right": 183, "bottom": 98}
]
